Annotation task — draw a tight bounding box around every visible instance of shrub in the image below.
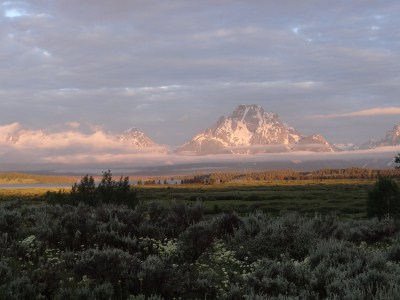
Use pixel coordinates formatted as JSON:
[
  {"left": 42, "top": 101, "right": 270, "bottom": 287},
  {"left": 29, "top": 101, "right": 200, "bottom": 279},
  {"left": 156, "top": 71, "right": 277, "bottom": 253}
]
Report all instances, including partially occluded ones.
[
  {"left": 178, "top": 222, "right": 215, "bottom": 263},
  {"left": 212, "top": 212, "right": 243, "bottom": 236},
  {"left": 367, "top": 177, "right": 399, "bottom": 219},
  {"left": 0, "top": 209, "right": 21, "bottom": 238},
  {"left": 388, "top": 241, "right": 400, "bottom": 263},
  {"left": 74, "top": 248, "right": 140, "bottom": 298},
  {"left": 245, "top": 258, "right": 310, "bottom": 297},
  {"left": 0, "top": 276, "right": 36, "bottom": 300}
]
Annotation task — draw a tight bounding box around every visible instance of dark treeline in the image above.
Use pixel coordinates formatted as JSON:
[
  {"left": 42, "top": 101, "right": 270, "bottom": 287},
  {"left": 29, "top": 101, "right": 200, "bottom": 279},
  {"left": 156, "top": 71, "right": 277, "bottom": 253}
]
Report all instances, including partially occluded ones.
[{"left": 179, "top": 168, "right": 400, "bottom": 184}]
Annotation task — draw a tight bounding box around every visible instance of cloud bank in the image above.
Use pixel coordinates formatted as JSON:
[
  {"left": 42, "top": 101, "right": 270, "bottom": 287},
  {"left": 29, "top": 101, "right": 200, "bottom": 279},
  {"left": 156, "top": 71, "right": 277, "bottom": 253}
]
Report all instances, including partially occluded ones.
[
  {"left": 313, "top": 107, "right": 400, "bottom": 119},
  {"left": 0, "top": 122, "right": 399, "bottom": 173}
]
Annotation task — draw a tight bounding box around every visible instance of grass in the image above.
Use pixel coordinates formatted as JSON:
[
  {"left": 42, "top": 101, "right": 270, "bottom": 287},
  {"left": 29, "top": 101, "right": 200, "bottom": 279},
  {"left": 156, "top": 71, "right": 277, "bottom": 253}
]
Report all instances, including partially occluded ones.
[
  {"left": 0, "top": 187, "right": 71, "bottom": 204},
  {"left": 0, "top": 179, "right": 376, "bottom": 218},
  {"left": 135, "top": 179, "right": 375, "bottom": 218},
  {"left": 0, "top": 172, "right": 78, "bottom": 184}
]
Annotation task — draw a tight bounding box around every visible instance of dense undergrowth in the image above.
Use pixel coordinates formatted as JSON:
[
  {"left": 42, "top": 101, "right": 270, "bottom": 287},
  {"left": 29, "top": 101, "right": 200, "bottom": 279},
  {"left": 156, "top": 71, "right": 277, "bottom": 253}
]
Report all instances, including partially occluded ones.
[{"left": 1, "top": 198, "right": 400, "bottom": 299}]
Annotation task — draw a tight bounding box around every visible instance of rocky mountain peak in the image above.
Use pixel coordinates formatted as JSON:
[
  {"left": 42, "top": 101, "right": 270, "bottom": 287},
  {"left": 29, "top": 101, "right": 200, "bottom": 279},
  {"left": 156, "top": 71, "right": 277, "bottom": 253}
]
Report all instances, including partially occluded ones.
[
  {"left": 120, "top": 127, "right": 144, "bottom": 138},
  {"left": 309, "top": 133, "right": 326, "bottom": 142},
  {"left": 359, "top": 123, "right": 400, "bottom": 149},
  {"left": 386, "top": 123, "right": 400, "bottom": 142},
  {"left": 295, "top": 133, "right": 339, "bottom": 152},
  {"left": 176, "top": 104, "right": 337, "bottom": 155},
  {"left": 232, "top": 104, "right": 263, "bottom": 120},
  {"left": 118, "top": 127, "right": 162, "bottom": 148}
]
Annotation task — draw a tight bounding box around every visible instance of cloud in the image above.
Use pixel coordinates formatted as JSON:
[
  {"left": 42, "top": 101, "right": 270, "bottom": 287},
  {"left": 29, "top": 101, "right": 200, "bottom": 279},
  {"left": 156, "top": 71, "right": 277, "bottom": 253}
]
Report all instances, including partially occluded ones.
[
  {"left": 65, "top": 121, "right": 80, "bottom": 128},
  {"left": 0, "top": 119, "right": 399, "bottom": 172},
  {"left": 312, "top": 107, "right": 400, "bottom": 118},
  {"left": 6, "top": 144, "right": 400, "bottom": 173},
  {"left": 0, "top": 123, "right": 166, "bottom": 153},
  {"left": 1, "top": 0, "right": 400, "bottom": 147},
  {"left": 221, "top": 80, "right": 322, "bottom": 90}
]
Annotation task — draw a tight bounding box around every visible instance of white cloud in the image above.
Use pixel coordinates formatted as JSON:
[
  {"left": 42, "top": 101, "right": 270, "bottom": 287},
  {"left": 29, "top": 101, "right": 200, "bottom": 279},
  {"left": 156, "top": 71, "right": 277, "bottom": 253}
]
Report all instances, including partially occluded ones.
[
  {"left": 4, "top": 8, "right": 28, "bottom": 18},
  {"left": 222, "top": 80, "right": 322, "bottom": 90},
  {"left": 312, "top": 107, "right": 400, "bottom": 118},
  {"left": 0, "top": 123, "right": 164, "bottom": 152}
]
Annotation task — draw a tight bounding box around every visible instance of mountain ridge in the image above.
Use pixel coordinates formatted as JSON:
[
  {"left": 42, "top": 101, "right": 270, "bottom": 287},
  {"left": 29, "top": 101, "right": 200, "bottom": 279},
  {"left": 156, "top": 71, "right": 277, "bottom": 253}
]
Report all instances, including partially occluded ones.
[
  {"left": 359, "top": 123, "right": 400, "bottom": 149},
  {"left": 175, "top": 104, "right": 339, "bottom": 155},
  {"left": 1, "top": 106, "right": 399, "bottom": 155}
]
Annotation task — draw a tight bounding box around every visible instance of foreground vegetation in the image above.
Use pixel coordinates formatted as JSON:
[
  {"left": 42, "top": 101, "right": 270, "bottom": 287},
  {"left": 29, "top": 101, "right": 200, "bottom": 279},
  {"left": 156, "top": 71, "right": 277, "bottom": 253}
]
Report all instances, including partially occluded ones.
[
  {"left": 2, "top": 199, "right": 400, "bottom": 299},
  {"left": 1, "top": 167, "right": 400, "bottom": 299}
]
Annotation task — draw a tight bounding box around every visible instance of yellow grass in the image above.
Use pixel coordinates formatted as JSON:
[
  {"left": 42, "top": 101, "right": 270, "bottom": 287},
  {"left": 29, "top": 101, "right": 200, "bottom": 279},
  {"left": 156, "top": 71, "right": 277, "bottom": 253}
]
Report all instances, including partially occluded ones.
[{"left": 0, "top": 187, "right": 71, "bottom": 199}]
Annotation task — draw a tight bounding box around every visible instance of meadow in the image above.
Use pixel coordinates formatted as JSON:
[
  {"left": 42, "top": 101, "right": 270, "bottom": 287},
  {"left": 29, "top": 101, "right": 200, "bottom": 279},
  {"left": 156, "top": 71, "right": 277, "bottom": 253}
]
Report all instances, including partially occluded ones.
[
  {"left": 0, "top": 173, "right": 78, "bottom": 185},
  {"left": 136, "top": 179, "right": 373, "bottom": 218},
  {"left": 0, "top": 178, "right": 374, "bottom": 218}
]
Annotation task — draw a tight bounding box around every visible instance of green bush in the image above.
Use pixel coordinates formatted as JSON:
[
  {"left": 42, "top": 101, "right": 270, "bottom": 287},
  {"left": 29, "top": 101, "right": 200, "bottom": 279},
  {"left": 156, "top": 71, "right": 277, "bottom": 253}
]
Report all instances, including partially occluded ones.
[
  {"left": 1, "top": 200, "right": 400, "bottom": 299},
  {"left": 178, "top": 222, "right": 215, "bottom": 262},
  {"left": 367, "top": 177, "right": 399, "bottom": 219}
]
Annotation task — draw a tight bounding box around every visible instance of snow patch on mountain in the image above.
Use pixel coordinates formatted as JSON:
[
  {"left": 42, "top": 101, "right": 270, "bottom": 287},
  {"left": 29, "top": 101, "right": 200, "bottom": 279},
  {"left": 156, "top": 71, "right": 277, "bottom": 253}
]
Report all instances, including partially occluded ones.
[{"left": 176, "top": 104, "right": 337, "bottom": 155}]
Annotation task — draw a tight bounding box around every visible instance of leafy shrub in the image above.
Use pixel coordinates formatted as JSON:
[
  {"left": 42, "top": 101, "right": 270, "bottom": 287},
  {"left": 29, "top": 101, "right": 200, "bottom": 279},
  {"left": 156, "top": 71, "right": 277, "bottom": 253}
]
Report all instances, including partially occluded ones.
[
  {"left": 164, "top": 202, "right": 203, "bottom": 237},
  {"left": 367, "top": 177, "right": 400, "bottom": 219},
  {"left": 178, "top": 222, "right": 215, "bottom": 262},
  {"left": 212, "top": 211, "right": 243, "bottom": 236},
  {"left": 346, "top": 217, "right": 397, "bottom": 244},
  {"left": 387, "top": 241, "right": 400, "bottom": 263},
  {"left": 0, "top": 260, "right": 12, "bottom": 286},
  {"left": 0, "top": 276, "right": 36, "bottom": 300},
  {"left": 1, "top": 200, "right": 400, "bottom": 299},
  {"left": 244, "top": 258, "right": 310, "bottom": 298},
  {"left": 228, "top": 212, "right": 315, "bottom": 261},
  {"left": 74, "top": 248, "right": 140, "bottom": 284},
  {"left": 0, "top": 209, "right": 21, "bottom": 238}
]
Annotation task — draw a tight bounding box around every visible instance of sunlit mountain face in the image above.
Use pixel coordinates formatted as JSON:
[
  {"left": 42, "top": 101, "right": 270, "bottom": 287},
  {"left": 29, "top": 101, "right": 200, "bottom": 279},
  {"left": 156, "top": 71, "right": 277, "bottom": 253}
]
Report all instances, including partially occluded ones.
[{"left": 176, "top": 104, "right": 339, "bottom": 155}]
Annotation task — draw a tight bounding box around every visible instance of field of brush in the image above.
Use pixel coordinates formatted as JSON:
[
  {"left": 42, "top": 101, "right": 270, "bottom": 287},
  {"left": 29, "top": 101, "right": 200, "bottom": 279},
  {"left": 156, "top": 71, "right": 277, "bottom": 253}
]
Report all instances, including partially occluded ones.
[
  {"left": 0, "top": 178, "right": 376, "bottom": 218},
  {"left": 134, "top": 179, "right": 374, "bottom": 218},
  {"left": 2, "top": 174, "right": 400, "bottom": 299}
]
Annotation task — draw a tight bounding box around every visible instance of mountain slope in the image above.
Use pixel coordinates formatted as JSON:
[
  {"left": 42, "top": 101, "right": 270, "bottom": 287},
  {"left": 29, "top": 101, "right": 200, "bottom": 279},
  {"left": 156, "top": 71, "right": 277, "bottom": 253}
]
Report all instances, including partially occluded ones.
[
  {"left": 176, "top": 104, "right": 337, "bottom": 155},
  {"left": 360, "top": 123, "right": 400, "bottom": 149},
  {"left": 118, "top": 127, "right": 163, "bottom": 148},
  {"left": 382, "top": 124, "right": 400, "bottom": 145},
  {"left": 294, "top": 134, "right": 340, "bottom": 152}
]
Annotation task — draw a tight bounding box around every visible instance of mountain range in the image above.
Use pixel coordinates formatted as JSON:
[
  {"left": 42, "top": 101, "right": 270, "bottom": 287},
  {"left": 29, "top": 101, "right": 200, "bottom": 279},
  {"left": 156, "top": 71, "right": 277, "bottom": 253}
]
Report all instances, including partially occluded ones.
[
  {"left": 357, "top": 124, "right": 400, "bottom": 150},
  {"left": 1, "top": 104, "right": 399, "bottom": 156},
  {"left": 175, "top": 104, "right": 339, "bottom": 155}
]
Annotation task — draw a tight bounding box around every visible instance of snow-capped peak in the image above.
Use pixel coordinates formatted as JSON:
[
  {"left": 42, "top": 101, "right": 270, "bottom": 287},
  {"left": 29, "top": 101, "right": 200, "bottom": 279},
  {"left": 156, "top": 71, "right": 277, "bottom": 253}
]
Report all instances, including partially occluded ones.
[
  {"left": 176, "top": 104, "right": 337, "bottom": 155},
  {"left": 118, "top": 127, "right": 162, "bottom": 148}
]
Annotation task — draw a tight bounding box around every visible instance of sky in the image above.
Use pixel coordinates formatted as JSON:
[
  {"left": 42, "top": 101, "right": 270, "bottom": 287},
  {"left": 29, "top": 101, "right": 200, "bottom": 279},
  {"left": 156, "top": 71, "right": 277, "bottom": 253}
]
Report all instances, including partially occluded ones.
[{"left": 1, "top": 0, "right": 400, "bottom": 148}]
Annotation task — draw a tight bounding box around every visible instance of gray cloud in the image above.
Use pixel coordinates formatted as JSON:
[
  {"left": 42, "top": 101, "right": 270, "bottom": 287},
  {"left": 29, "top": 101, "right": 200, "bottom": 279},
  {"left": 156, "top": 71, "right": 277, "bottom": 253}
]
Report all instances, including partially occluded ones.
[{"left": 1, "top": 0, "right": 400, "bottom": 149}]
